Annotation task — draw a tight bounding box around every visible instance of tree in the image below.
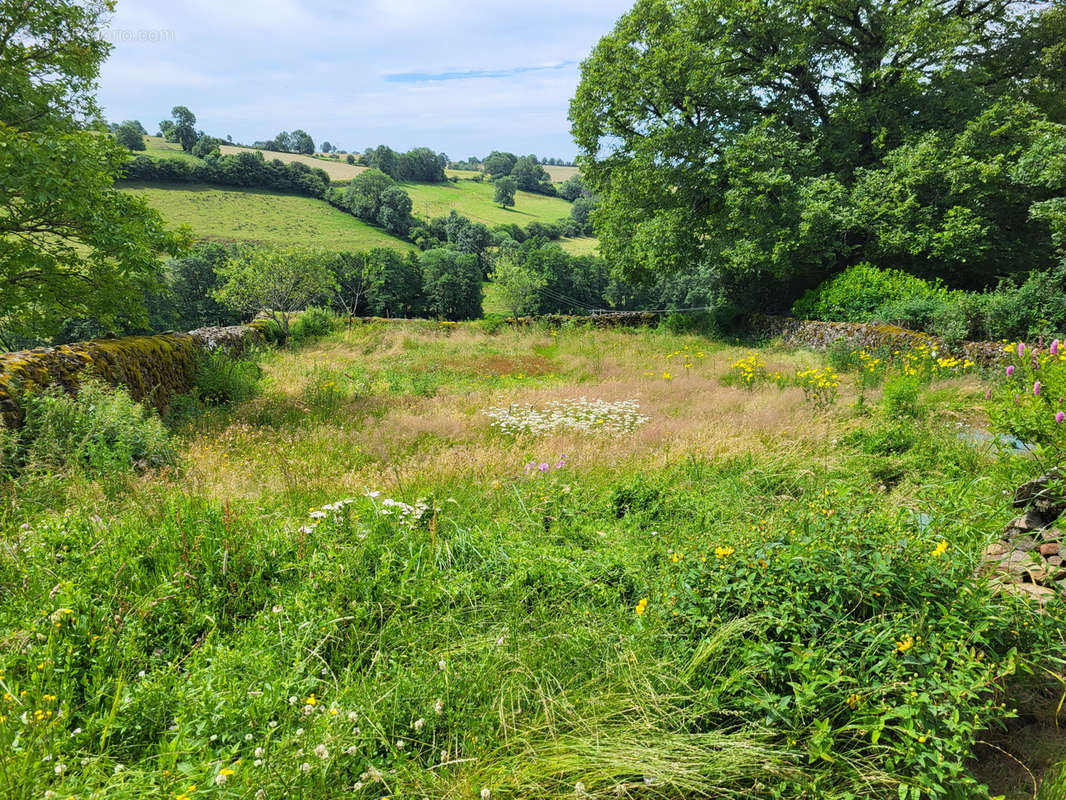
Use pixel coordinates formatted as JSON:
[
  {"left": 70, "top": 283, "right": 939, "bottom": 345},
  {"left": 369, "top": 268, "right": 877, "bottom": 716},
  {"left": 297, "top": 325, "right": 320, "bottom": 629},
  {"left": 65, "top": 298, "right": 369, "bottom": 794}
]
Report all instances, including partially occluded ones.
[
  {"left": 213, "top": 247, "right": 336, "bottom": 337},
  {"left": 483, "top": 151, "right": 517, "bottom": 177},
  {"left": 159, "top": 119, "right": 176, "bottom": 140},
  {"left": 114, "top": 121, "right": 146, "bottom": 151},
  {"left": 377, "top": 186, "right": 413, "bottom": 236},
  {"left": 329, "top": 251, "right": 384, "bottom": 318},
  {"left": 511, "top": 155, "right": 553, "bottom": 193},
  {"left": 0, "top": 0, "right": 185, "bottom": 342},
  {"left": 290, "top": 129, "right": 314, "bottom": 155},
  {"left": 321, "top": 141, "right": 333, "bottom": 153},
  {"left": 570, "top": 0, "right": 1066, "bottom": 310},
  {"left": 170, "top": 105, "right": 197, "bottom": 151},
  {"left": 492, "top": 252, "right": 545, "bottom": 319},
  {"left": 420, "top": 248, "right": 483, "bottom": 320},
  {"left": 346, "top": 154, "right": 355, "bottom": 165},
  {"left": 494, "top": 176, "right": 517, "bottom": 208},
  {"left": 558, "top": 174, "right": 588, "bottom": 202},
  {"left": 164, "top": 243, "right": 242, "bottom": 330}
]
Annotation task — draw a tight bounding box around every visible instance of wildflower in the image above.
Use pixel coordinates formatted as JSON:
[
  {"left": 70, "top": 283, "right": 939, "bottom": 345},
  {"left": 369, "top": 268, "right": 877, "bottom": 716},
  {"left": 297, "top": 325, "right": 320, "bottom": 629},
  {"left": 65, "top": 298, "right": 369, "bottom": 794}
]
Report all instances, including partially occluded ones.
[
  {"left": 1006, "top": 365, "right": 1015, "bottom": 377},
  {"left": 986, "top": 388, "right": 992, "bottom": 400},
  {"left": 896, "top": 636, "right": 914, "bottom": 653},
  {"left": 305, "top": 693, "right": 318, "bottom": 706},
  {"left": 714, "top": 546, "right": 734, "bottom": 559},
  {"left": 481, "top": 789, "right": 491, "bottom": 800},
  {"left": 434, "top": 698, "right": 444, "bottom": 715},
  {"left": 931, "top": 540, "right": 948, "bottom": 557},
  {"left": 254, "top": 747, "right": 264, "bottom": 758},
  {"left": 846, "top": 693, "right": 860, "bottom": 710},
  {"left": 216, "top": 768, "right": 234, "bottom": 785},
  {"left": 1035, "top": 381, "right": 1042, "bottom": 396},
  {"left": 300, "top": 762, "right": 311, "bottom": 773},
  {"left": 413, "top": 717, "right": 425, "bottom": 731},
  {"left": 1018, "top": 342, "right": 1027, "bottom": 357},
  {"left": 55, "top": 762, "right": 66, "bottom": 775},
  {"left": 635, "top": 597, "right": 649, "bottom": 616},
  {"left": 315, "top": 744, "right": 329, "bottom": 760},
  {"left": 438, "top": 659, "right": 446, "bottom": 670},
  {"left": 396, "top": 739, "right": 405, "bottom": 749},
  {"left": 1057, "top": 412, "right": 1065, "bottom": 424}
]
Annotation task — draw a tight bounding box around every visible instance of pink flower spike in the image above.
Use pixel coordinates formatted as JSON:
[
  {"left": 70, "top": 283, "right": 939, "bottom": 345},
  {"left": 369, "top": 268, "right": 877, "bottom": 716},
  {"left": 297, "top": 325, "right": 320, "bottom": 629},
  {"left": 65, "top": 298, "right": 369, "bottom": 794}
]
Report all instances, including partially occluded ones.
[
  {"left": 1006, "top": 365, "right": 1015, "bottom": 377},
  {"left": 1034, "top": 381, "right": 1042, "bottom": 396},
  {"left": 538, "top": 463, "right": 549, "bottom": 473},
  {"left": 1052, "top": 340, "right": 1061, "bottom": 356},
  {"left": 1057, "top": 412, "right": 1065, "bottom": 424},
  {"left": 985, "top": 388, "right": 992, "bottom": 400},
  {"left": 1018, "top": 342, "right": 1026, "bottom": 357}
]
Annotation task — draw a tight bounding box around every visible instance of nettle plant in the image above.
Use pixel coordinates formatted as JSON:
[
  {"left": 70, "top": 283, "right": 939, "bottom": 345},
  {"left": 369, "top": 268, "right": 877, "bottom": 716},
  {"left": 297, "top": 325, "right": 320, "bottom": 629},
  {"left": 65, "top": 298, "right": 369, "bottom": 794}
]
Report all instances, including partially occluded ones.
[{"left": 987, "top": 339, "right": 1066, "bottom": 458}]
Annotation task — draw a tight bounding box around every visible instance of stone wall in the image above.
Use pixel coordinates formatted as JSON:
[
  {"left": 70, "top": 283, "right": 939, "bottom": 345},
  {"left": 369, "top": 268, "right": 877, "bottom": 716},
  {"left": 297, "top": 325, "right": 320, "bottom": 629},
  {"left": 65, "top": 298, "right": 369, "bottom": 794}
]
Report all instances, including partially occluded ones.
[
  {"left": 750, "top": 315, "right": 1008, "bottom": 365},
  {"left": 0, "top": 322, "right": 271, "bottom": 426}
]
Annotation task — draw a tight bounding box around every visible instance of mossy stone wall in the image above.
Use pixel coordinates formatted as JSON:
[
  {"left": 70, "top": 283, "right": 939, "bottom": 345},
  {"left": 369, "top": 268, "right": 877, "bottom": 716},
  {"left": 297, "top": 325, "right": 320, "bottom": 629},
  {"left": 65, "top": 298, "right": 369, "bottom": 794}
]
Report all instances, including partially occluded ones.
[{"left": 0, "top": 324, "right": 266, "bottom": 426}]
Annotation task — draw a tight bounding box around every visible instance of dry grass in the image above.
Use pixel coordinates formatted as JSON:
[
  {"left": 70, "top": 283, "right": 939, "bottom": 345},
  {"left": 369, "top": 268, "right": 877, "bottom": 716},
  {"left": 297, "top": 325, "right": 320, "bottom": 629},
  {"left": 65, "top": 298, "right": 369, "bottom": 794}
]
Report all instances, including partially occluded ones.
[{"left": 181, "top": 324, "right": 846, "bottom": 506}]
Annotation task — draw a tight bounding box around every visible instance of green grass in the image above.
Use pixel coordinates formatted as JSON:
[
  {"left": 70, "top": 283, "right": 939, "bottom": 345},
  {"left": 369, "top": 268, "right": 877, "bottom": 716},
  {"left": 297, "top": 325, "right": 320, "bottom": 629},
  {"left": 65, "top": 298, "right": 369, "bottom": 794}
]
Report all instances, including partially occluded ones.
[
  {"left": 119, "top": 182, "right": 414, "bottom": 252},
  {"left": 141, "top": 135, "right": 204, "bottom": 165},
  {"left": 4, "top": 324, "right": 1064, "bottom": 799},
  {"left": 404, "top": 179, "right": 574, "bottom": 228},
  {"left": 558, "top": 236, "right": 599, "bottom": 256}
]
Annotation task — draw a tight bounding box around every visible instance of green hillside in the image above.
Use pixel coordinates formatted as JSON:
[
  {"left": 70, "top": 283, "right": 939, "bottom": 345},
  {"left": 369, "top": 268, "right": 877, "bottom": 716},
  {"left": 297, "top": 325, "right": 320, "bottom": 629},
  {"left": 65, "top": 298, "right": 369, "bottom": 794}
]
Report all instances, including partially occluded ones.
[
  {"left": 403, "top": 179, "right": 573, "bottom": 228},
  {"left": 120, "top": 182, "right": 414, "bottom": 252}
]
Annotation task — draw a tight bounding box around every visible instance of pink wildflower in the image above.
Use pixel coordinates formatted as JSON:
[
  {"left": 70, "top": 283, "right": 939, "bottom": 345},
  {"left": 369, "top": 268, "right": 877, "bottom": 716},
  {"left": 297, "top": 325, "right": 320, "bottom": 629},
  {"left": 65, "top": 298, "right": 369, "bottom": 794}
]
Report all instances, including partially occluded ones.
[
  {"left": 1035, "top": 381, "right": 1042, "bottom": 396},
  {"left": 1006, "top": 365, "right": 1015, "bottom": 377},
  {"left": 1057, "top": 412, "right": 1065, "bottom": 424}
]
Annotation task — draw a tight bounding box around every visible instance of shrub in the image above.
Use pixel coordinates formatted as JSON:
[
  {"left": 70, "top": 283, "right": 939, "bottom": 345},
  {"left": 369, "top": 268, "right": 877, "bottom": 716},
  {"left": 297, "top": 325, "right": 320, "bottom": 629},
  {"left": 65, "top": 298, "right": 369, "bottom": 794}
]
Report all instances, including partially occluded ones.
[
  {"left": 882, "top": 373, "right": 924, "bottom": 419},
  {"left": 792, "top": 263, "right": 956, "bottom": 323},
  {"left": 12, "top": 379, "right": 174, "bottom": 475},
  {"left": 193, "top": 349, "right": 261, "bottom": 406},
  {"left": 290, "top": 306, "right": 338, "bottom": 342}
]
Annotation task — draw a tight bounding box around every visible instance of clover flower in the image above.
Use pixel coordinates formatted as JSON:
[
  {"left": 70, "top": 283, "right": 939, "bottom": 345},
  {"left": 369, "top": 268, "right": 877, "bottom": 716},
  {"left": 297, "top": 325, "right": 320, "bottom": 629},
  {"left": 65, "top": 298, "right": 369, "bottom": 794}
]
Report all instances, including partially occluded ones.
[
  {"left": 1034, "top": 381, "right": 1042, "bottom": 396},
  {"left": 1006, "top": 365, "right": 1015, "bottom": 377},
  {"left": 1057, "top": 412, "right": 1065, "bottom": 424}
]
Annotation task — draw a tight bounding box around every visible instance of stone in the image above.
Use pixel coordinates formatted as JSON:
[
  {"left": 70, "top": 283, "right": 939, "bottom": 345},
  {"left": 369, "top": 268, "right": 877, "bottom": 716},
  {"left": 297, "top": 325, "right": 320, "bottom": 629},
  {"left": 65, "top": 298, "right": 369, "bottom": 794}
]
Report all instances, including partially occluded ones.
[
  {"left": 988, "top": 549, "right": 1038, "bottom": 578},
  {"left": 1044, "top": 528, "right": 1063, "bottom": 543},
  {"left": 1008, "top": 582, "right": 1057, "bottom": 606},
  {"left": 1008, "top": 511, "right": 1047, "bottom": 533},
  {"left": 1014, "top": 469, "right": 1066, "bottom": 519},
  {"left": 984, "top": 541, "right": 1010, "bottom": 558},
  {"left": 1040, "top": 542, "right": 1061, "bottom": 557},
  {"left": 1012, "top": 537, "right": 1038, "bottom": 552},
  {"left": 1048, "top": 556, "right": 1064, "bottom": 567}
]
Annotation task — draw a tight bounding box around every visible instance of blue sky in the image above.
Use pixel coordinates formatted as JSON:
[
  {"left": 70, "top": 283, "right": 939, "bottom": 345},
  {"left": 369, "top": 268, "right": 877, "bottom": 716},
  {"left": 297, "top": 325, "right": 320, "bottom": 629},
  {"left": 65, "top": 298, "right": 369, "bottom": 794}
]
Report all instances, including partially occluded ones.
[{"left": 97, "top": 0, "right": 633, "bottom": 159}]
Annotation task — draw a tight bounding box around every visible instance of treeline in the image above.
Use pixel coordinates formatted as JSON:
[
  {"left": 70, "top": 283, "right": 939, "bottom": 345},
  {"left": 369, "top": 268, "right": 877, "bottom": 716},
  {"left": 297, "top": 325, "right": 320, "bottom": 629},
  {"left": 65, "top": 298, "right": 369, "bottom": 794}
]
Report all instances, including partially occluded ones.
[
  {"left": 124, "top": 151, "right": 333, "bottom": 198},
  {"left": 356, "top": 145, "right": 448, "bottom": 183}
]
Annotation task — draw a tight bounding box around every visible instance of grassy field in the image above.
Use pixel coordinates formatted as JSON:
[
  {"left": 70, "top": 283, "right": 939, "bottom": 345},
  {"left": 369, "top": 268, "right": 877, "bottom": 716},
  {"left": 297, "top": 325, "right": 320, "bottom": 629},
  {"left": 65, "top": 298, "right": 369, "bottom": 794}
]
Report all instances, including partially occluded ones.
[
  {"left": 3, "top": 321, "right": 1065, "bottom": 799},
  {"left": 404, "top": 179, "right": 573, "bottom": 227},
  {"left": 142, "top": 135, "right": 204, "bottom": 165},
  {"left": 218, "top": 144, "right": 368, "bottom": 181},
  {"left": 119, "top": 182, "right": 413, "bottom": 251},
  {"left": 558, "top": 236, "right": 599, "bottom": 256},
  {"left": 544, "top": 164, "right": 580, "bottom": 182}
]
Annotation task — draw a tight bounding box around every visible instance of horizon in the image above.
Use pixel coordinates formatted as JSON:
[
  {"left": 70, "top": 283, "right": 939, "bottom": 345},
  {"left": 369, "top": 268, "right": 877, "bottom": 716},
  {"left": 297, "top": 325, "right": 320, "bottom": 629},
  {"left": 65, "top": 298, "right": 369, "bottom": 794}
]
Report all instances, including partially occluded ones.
[{"left": 97, "top": 0, "right": 633, "bottom": 159}]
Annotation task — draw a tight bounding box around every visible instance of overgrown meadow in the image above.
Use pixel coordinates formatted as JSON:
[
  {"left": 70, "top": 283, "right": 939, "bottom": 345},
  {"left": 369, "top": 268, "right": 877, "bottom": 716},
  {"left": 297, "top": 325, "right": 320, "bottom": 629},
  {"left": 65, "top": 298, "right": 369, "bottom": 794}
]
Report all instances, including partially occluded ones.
[{"left": 3, "top": 320, "right": 1066, "bottom": 800}]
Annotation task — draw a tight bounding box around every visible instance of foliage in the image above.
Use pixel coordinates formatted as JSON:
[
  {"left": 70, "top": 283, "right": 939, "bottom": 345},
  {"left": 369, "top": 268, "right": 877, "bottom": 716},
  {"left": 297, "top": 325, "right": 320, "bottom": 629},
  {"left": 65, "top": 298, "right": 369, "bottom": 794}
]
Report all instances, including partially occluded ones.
[
  {"left": 510, "top": 155, "right": 556, "bottom": 196},
  {"left": 8, "top": 378, "right": 173, "bottom": 475},
  {"left": 558, "top": 175, "right": 589, "bottom": 202},
  {"left": 169, "top": 105, "right": 197, "bottom": 152},
  {"left": 0, "top": 0, "right": 186, "bottom": 342},
  {"left": 793, "top": 264, "right": 957, "bottom": 323},
  {"left": 987, "top": 340, "right": 1066, "bottom": 460},
  {"left": 213, "top": 246, "right": 337, "bottom": 337},
  {"left": 339, "top": 169, "right": 414, "bottom": 236},
  {"left": 493, "top": 176, "right": 517, "bottom": 209},
  {"left": 483, "top": 150, "right": 517, "bottom": 177},
  {"left": 491, "top": 253, "right": 545, "bottom": 319},
  {"left": 114, "top": 121, "right": 146, "bottom": 151},
  {"left": 192, "top": 349, "right": 262, "bottom": 406},
  {"left": 290, "top": 307, "right": 338, "bottom": 342},
  {"left": 420, "top": 248, "right": 483, "bottom": 321},
  {"left": 360, "top": 144, "right": 447, "bottom": 182},
  {"left": 125, "top": 150, "right": 332, "bottom": 199},
  {"left": 571, "top": 0, "right": 1066, "bottom": 312}
]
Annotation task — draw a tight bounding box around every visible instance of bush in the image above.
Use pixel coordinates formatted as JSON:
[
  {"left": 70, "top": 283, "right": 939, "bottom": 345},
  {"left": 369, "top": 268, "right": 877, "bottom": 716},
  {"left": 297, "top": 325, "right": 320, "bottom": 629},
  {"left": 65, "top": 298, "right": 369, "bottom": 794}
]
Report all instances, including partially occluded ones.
[
  {"left": 11, "top": 379, "right": 174, "bottom": 475},
  {"left": 882, "top": 374, "right": 923, "bottom": 419},
  {"left": 290, "top": 306, "right": 337, "bottom": 342},
  {"left": 193, "top": 349, "right": 261, "bottom": 406},
  {"left": 793, "top": 263, "right": 956, "bottom": 323}
]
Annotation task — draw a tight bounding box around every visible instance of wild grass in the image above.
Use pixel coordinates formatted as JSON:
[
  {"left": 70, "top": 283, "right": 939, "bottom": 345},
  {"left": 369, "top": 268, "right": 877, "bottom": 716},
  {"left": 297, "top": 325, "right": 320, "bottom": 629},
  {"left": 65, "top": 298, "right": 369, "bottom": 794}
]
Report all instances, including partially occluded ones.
[
  {"left": 1, "top": 323, "right": 1064, "bottom": 800},
  {"left": 118, "top": 182, "right": 415, "bottom": 251},
  {"left": 403, "top": 179, "right": 573, "bottom": 228}
]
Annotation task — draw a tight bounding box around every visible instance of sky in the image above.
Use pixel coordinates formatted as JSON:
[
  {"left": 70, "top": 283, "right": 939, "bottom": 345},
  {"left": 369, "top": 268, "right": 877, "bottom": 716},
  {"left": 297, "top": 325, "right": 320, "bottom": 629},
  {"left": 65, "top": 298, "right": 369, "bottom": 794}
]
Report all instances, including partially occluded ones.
[{"left": 96, "top": 0, "right": 634, "bottom": 159}]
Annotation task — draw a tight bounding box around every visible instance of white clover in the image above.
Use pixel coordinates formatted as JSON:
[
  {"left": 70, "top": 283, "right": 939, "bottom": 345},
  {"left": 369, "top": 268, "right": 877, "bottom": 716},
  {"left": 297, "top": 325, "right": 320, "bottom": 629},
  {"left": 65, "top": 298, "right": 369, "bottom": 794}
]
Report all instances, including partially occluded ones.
[
  {"left": 485, "top": 397, "right": 648, "bottom": 437},
  {"left": 315, "top": 743, "right": 329, "bottom": 760}
]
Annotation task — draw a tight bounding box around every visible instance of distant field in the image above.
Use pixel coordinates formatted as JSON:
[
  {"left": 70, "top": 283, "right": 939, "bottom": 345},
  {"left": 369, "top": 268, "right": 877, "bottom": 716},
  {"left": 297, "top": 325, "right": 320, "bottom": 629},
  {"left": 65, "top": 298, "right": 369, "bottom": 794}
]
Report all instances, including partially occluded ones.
[
  {"left": 119, "top": 182, "right": 413, "bottom": 252},
  {"left": 217, "top": 144, "right": 368, "bottom": 181},
  {"left": 559, "top": 236, "right": 599, "bottom": 256},
  {"left": 404, "top": 179, "right": 573, "bottom": 227},
  {"left": 142, "top": 135, "right": 203, "bottom": 164},
  {"left": 545, "top": 164, "right": 580, "bottom": 181}
]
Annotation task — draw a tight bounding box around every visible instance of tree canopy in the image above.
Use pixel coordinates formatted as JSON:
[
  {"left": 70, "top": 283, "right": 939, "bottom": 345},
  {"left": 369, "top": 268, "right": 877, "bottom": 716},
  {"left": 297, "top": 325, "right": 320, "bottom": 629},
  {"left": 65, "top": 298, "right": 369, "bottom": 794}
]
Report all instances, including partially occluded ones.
[
  {"left": 0, "top": 0, "right": 185, "bottom": 343},
  {"left": 570, "top": 0, "right": 1066, "bottom": 312}
]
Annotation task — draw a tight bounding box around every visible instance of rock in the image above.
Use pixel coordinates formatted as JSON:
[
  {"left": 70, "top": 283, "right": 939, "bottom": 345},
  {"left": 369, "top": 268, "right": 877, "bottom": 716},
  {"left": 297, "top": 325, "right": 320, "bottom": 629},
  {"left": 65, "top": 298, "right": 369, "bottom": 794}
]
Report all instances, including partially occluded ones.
[
  {"left": 1044, "top": 528, "right": 1063, "bottom": 543},
  {"left": 1008, "top": 582, "right": 1057, "bottom": 606},
  {"left": 1009, "top": 511, "right": 1047, "bottom": 533},
  {"left": 984, "top": 541, "right": 1010, "bottom": 558},
  {"left": 1041, "top": 542, "right": 1062, "bottom": 557},
  {"left": 1014, "top": 469, "right": 1066, "bottom": 519},
  {"left": 987, "top": 549, "right": 1038, "bottom": 578},
  {"left": 1013, "top": 537, "right": 1038, "bottom": 552}
]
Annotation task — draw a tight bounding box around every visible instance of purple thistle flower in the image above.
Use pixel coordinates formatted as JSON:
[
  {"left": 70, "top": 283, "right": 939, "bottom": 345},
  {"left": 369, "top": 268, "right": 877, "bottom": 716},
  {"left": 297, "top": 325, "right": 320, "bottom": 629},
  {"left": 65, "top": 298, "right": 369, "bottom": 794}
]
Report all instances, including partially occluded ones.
[
  {"left": 1058, "top": 412, "right": 1065, "bottom": 424},
  {"left": 1006, "top": 365, "right": 1015, "bottom": 377},
  {"left": 1035, "top": 381, "right": 1042, "bottom": 396}
]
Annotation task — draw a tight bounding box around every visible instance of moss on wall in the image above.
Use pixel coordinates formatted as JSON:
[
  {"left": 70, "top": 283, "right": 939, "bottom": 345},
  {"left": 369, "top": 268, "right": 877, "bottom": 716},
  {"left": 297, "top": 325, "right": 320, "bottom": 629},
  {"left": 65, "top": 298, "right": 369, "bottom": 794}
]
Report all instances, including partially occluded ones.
[{"left": 0, "top": 324, "right": 265, "bottom": 427}]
